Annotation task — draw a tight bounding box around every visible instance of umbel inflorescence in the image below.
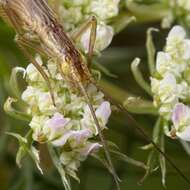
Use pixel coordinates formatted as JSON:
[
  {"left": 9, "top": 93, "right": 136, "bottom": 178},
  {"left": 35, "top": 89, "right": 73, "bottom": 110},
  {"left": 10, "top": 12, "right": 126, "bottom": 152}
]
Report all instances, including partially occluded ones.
[
  {"left": 23, "top": 55, "right": 111, "bottom": 181},
  {"left": 50, "top": 0, "right": 120, "bottom": 52},
  {"left": 151, "top": 25, "right": 190, "bottom": 141}
]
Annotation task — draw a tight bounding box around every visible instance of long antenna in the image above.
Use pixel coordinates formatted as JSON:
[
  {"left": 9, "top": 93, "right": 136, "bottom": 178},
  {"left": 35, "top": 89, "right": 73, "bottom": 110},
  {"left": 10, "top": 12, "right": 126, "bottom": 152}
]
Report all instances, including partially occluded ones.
[{"left": 98, "top": 84, "right": 190, "bottom": 186}]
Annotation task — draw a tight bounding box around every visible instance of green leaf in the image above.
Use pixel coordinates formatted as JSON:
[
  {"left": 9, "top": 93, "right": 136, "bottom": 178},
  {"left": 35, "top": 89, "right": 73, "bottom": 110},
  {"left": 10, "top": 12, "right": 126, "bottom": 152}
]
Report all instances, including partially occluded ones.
[
  {"left": 48, "top": 144, "right": 71, "bottom": 190},
  {"left": 123, "top": 96, "right": 157, "bottom": 115},
  {"left": 112, "top": 12, "right": 136, "bottom": 34},
  {"left": 159, "top": 133, "right": 166, "bottom": 186},
  {"left": 146, "top": 28, "right": 158, "bottom": 75},
  {"left": 131, "top": 58, "right": 152, "bottom": 95},
  {"left": 110, "top": 149, "right": 148, "bottom": 170},
  {"left": 93, "top": 62, "right": 118, "bottom": 78},
  {"left": 9, "top": 67, "right": 25, "bottom": 98},
  {"left": 4, "top": 97, "right": 31, "bottom": 121},
  {"left": 6, "top": 132, "right": 29, "bottom": 168},
  {"left": 6, "top": 132, "right": 27, "bottom": 144},
  {"left": 126, "top": 0, "right": 169, "bottom": 22},
  {"left": 16, "top": 146, "right": 27, "bottom": 168},
  {"left": 66, "top": 168, "right": 80, "bottom": 183},
  {"left": 29, "top": 146, "right": 43, "bottom": 174}
]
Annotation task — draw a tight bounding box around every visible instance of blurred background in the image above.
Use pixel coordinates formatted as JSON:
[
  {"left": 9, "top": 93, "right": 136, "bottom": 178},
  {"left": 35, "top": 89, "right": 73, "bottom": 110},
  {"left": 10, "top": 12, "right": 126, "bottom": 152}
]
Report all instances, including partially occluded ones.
[{"left": 0, "top": 14, "right": 190, "bottom": 190}]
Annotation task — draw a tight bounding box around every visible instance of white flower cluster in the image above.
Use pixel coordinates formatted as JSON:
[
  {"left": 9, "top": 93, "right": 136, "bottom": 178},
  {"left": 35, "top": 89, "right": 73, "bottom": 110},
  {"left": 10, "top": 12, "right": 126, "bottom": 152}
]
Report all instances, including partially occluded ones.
[
  {"left": 55, "top": 0, "right": 120, "bottom": 52},
  {"left": 151, "top": 25, "right": 190, "bottom": 141},
  {"left": 176, "top": 0, "right": 190, "bottom": 11},
  {"left": 21, "top": 55, "right": 111, "bottom": 177},
  {"left": 162, "top": 0, "right": 190, "bottom": 28}
]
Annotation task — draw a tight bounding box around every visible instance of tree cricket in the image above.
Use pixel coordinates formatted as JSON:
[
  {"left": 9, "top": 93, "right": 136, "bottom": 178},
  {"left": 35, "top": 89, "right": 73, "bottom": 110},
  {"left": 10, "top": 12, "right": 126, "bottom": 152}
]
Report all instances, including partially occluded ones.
[{"left": 0, "top": 0, "right": 190, "bottom": 188}]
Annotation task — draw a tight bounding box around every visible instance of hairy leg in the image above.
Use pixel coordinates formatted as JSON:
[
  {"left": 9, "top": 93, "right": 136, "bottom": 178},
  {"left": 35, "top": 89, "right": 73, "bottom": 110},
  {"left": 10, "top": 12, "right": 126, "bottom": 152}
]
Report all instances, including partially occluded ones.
[
  {"left": 71, "top": 16, "right": 97, "bottom": 68},
  {"left": 15, "top": 36, "right": 56, "bottom": 107}
]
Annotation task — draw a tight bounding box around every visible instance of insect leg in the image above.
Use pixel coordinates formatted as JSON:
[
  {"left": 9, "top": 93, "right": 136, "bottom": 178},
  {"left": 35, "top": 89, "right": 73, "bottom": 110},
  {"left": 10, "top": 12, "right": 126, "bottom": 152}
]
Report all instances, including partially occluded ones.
[
  {"left": 77, "top": 81, "right": 120, "bottom": 190},
  {"left": 71, "top": 16, "right": 97, "bottom": 68},
  {"left": 15, "top": 35, "right": 56, "bottom": 107},
  {"left": 94, "top": 82, "right": 190, "bottom": 186}
]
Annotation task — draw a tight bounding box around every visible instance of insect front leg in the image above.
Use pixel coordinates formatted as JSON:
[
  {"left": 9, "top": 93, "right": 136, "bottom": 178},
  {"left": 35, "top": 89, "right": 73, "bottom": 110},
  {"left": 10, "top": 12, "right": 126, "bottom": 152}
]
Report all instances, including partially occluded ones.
[
  {"left": 15, "top": 35, "right": 56, "bottom": 107},
  {"left": 71, "top": 16, "right": 97, "bottom": 68}
]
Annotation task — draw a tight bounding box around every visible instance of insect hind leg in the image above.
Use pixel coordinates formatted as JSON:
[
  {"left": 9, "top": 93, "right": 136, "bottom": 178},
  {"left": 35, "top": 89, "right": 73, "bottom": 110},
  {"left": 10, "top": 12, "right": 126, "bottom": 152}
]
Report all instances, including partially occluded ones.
[
  {"left": 71, "top": 16, "right": 97, "bottom": 68},
  {"left": 15, "top": 35, "right": 56, "bottom": 107}
]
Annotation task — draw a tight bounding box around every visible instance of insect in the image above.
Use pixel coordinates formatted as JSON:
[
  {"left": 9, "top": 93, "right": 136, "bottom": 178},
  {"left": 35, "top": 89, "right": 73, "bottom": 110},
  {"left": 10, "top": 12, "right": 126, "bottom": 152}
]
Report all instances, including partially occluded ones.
[{"left": 0, "top": 0, "right": 190, "bottom": 188}]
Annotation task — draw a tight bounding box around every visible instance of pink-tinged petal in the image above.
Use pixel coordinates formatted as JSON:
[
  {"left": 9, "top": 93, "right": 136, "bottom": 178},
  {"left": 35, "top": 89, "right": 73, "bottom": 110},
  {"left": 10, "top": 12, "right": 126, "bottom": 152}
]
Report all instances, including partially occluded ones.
[
  {"left": 52, "top": 129, "right": 92, "bottom": 147},
  {"left": 172, "top": 103, "right": 184, "bottom": 126},
  {"left": 177, "top": 127, "right": 190, "bottom": 142},
  {"left": 71, "top": 129, "right": 92, "bottom": 145},
  {"left": 172, "top": 103, "right": 190, "bottom": 129},
  {"left": 46, "top": 113, "right": 70, "bottom": 131},
  {"left": 52, "top": 131, "right": 75, "bottom": 146},
  {"left": 96, "top": 101, "right": 111, "bottom": 124},
  {"left": 80, "top": 143, "right": 102, "bottom": 157}
]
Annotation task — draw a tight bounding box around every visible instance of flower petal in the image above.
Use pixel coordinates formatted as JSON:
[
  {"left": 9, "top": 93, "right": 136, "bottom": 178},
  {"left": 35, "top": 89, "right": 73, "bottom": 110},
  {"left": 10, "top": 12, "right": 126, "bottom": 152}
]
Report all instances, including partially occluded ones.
[
  {"left": 177, "top": 127, "right": 190, "bottom": 141},
  {"left": 52, "top": 129, "right": 92, "bottom": 147},
  {"left": 172, "top": 103, "right": 190, "bottom": 129},
  {"left": 96, "top": 101, "right": 111, "bottom": 125},
  {"left": 45, "top": 112, "right": 70, "bottom": 132}
]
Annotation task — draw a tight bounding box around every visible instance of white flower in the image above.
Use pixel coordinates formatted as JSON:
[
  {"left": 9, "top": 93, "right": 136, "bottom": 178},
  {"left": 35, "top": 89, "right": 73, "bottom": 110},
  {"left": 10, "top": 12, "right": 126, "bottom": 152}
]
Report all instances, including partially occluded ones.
[
  {"left": 151, "top": 73, "right": 178, "bottom": 104},
  {"left": 172, "top": 103, "right": 190, "bottom": 141},
  {"left": 59, "top": 142, "right": 101, "bottom": 173},
  {"left": 21, "top": 86, "right": 38, "bottom": 106},
  {"left": 151, "top": 73, "right": 179, "bottom": 119},
  {"left": 29, "top": 115, "right": 49, "bottom": 142},
  {"left": 166, "top": 25, "right": 190, "bottom": 60},
  {"left": 79, "top": 142, "right": 102, "bottom": 157},
  {"left": 80, "top": 23, "right": 114, "bottom": 52},
  {"left": 20, "top": 53, "right": 112, "bottom": 181},
  {"left": 81, "top": 101, "right": 111, "bottom": 135},
  {"left": 155, "top": 52, "right": 185, "bottom": 77},
  {"left": 52, "top": 129, "right": 92, "bottom": 147},
  {"left": 26, "top": 55, "right": 45, "bottom": 82},
  {"left": 87, "top": 0, "right": 120, "bottom": 20},
  {"left": 59, "top": 6, "right": 83, "bottom": 29},
  {"left": 22, "top": 87, "right": 56, "bottom": 115},
  {"left": 177, "top": 81, "right": 190, "bottom": 100},
  {"left": 167, "top": 25, "right": 186, "bottom": 43},
  {"left": 37, "top": 92, "right": 56, "bottom": 115},
  {"left": 96, "top": 101, "right": 111, "bottom": 125},
  {"left": 44, "top": 112, "right": 70, "bottom": 141}
]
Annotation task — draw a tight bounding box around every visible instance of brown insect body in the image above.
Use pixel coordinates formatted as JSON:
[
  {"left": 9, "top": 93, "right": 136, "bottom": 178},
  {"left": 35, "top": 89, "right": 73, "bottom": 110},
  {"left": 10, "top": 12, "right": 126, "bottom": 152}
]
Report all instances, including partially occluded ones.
[{"left": 1, "top": 0, "right": 88, "bottom": 83}]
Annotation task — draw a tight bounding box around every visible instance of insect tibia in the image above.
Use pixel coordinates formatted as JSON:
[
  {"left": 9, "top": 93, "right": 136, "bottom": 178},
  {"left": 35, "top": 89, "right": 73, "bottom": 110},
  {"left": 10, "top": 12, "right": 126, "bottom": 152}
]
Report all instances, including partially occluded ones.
[{"left": 77, "top": 81, "right": 120, "bottom": 190}]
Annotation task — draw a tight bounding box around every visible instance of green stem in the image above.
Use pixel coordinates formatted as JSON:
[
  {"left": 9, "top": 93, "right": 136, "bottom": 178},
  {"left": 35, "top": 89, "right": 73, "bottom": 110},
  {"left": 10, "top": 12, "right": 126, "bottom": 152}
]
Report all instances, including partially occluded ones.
[
  {"left": 126, "top": 0, "right": 169, "bottom": 22},
  {"left": 4, "top": 97, "right": 31, "bottom": 122},
  {"left": 131, "top": 58, "right": 152, "bottom": 96},
  {"left": 100, "top": 79, "right": 157, "bottom": 115},
  {"left": 112, "top": 12, "right": 136, "bottom": 34}
]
